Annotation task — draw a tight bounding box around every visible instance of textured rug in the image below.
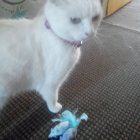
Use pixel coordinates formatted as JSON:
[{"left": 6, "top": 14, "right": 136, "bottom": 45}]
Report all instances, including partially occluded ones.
[{"left": 0, "top": 0, "right": 140, "bottom": 140}]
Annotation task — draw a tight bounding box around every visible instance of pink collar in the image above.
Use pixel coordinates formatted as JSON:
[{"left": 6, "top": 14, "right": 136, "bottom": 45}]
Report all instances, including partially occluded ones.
[{"left": 45, "top": 20, "right": 82, "bottom": 48}]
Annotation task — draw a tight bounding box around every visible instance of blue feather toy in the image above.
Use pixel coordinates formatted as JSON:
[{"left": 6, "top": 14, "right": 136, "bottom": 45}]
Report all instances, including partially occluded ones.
[{"left": 49, "top": 110, "right": 88, "bottom": 140}]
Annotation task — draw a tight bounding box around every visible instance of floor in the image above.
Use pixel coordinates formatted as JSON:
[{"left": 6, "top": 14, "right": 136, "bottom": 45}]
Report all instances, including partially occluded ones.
[{"left": 0, "top": 0, "right": 140, "bottom": 140}]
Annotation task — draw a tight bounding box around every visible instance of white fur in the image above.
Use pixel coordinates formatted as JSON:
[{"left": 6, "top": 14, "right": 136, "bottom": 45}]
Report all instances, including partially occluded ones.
[{"left": 0, "top": 0, "right": 102, "bottom": 113}]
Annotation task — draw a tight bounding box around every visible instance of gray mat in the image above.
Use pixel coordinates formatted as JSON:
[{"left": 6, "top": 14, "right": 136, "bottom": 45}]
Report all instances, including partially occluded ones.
[{"left": 0, "top": 0, "right": 140, "bottom": 140}]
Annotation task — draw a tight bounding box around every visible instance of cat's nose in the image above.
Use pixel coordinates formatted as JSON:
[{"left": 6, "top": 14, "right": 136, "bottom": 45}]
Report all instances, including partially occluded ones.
[{"left": 85, "top": 32, "right": 91, "bottom": 37}]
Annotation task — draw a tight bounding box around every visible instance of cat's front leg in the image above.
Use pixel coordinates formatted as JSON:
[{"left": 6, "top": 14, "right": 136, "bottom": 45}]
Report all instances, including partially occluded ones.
[
  {"left": 39, "top": 87, "right": 62, "bottom": 113},
  {"left": 0, "top": 95, "right": 9, "bottom": 110}
]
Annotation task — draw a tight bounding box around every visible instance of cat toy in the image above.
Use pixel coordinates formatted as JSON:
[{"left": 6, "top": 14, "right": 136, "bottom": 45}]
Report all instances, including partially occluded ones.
[{"left": 49, "top": 110, "right": 88, "bottom": 140}]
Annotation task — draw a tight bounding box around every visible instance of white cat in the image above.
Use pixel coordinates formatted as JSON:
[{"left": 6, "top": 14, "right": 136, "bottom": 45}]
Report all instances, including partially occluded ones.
[{"left": 0, "top": 0, "right": 102, "bottom": 113}]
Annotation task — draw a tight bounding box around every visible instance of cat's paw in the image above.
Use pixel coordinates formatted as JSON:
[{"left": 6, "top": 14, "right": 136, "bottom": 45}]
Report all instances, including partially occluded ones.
[{"left": 49, "top": 102, "right": 62, "bottom": 113}]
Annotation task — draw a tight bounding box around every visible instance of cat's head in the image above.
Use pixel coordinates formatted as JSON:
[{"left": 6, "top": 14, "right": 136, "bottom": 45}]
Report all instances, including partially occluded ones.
[{"left": 45, "top": 0, "right": 102, "bottom": 42}]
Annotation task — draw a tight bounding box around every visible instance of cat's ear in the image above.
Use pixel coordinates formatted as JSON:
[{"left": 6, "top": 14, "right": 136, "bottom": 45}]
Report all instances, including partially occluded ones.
[
  {"left": 50, "top": 0, "right": 58, "bottom": 5},
  {"left": 100, "top": 0, "right": 103, "bottom": 5},
  {"left": 48, "top": 0, "right": 68, "bottom": 6},
  {"left": 48, "top": 0, "right": 62, "bottom": 5}
]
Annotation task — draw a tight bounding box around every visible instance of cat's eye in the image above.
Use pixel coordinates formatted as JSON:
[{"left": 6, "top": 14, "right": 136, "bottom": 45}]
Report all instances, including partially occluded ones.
[
  {"left": 92, "top": 15, "right": 100, "bottom": 22},
  {"left": 71, "top": 17, "right": 81, "bottom": 24}
]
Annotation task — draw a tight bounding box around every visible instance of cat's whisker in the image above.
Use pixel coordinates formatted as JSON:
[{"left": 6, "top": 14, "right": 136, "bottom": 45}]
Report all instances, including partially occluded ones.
[
  {"left": 84, "top": 37, "right": 94, "bottom": 42},
  {"left": 82, "top": 33, "right": 104, "bottom": 58}
]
